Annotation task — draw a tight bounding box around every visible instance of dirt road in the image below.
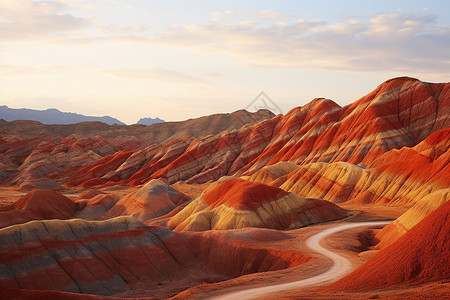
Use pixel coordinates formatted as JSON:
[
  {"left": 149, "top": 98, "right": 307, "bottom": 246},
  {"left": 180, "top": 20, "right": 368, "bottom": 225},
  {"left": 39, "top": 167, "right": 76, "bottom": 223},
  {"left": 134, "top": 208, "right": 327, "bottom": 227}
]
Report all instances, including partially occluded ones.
[{"left": 213, "top": 221, "right": 391, "bottom": 300}]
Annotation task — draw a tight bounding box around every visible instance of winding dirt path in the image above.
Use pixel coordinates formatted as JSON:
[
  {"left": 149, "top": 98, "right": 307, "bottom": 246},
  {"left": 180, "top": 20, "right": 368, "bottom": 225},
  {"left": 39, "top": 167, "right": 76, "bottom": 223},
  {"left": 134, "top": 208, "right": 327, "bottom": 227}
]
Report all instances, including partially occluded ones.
[{"left": 213, "top": 221, "right": 391, "bottom": 300}]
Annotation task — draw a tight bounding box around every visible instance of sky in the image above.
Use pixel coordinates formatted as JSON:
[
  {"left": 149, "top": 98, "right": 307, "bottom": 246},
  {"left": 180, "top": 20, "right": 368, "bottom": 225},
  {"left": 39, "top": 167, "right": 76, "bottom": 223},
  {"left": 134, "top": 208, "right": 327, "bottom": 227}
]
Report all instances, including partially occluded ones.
[{"left": 1, "top": 0, "right": 449, "bottom": 124}]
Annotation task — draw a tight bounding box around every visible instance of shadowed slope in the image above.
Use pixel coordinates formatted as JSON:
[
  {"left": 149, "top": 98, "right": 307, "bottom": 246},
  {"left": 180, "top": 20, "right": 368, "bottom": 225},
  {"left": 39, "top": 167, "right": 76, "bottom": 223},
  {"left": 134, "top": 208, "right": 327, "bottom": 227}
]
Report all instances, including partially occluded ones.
[{"left": 0, "top": 217, "right": 310, "bottom": 298}]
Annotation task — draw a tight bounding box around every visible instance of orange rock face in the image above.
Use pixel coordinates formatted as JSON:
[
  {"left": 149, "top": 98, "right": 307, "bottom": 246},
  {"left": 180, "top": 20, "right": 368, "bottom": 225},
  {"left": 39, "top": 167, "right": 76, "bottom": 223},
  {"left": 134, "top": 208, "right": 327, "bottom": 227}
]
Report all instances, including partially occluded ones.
[
  {"left": 168, "top": 178, "right": 347, "bottom": 231},
  {"left": 0, "top": 77, "right": 448, "bottom": 192},
  {"left": 0, "top": 77, "right": 448, "bottom": 298},
  {"left": 328, "top": 200, "right": 450, "bottom": 291},
  {"left": 0, "top": 217, "right": 310, "bottom": 297},
  {"left": 0, "top": 189, "right": 77, "bottom": 228},
  {"left": 103, "top": 179, "right": 190, "bottom": 222}
]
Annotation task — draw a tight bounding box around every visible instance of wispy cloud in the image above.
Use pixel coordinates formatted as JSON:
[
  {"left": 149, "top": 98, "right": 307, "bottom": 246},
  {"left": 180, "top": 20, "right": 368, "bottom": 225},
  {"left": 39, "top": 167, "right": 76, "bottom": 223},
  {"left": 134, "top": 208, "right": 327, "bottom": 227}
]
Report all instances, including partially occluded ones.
[
  {"left": 101, "top": 67, "right": 212, "bottom": 84},
  {"left": 1, "top": 2, "right": 449, "bottom": 76},
  {"left": 0, "top": 64, "right": 67, "bottom": 75},
  {"left": 0, "top": 1, "right": 89, "bottom": 40},
  {"left": 148, "top": 12, "right": 450, "bottom": 75}
]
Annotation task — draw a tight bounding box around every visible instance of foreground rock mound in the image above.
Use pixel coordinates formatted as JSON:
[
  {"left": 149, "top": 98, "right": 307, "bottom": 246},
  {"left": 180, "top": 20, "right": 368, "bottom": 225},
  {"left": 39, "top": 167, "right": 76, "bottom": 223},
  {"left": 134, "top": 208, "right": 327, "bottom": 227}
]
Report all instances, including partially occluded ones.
[
  {"left": 0, "top": 217, "right": 310, "bottom": 297},
  {"left": 168, "top": 178, "right": 347, "bottom": 231},
  {"left": 328, "top": 200, "right": 450, "bottom": 291},
  {"left": 0, "top": 189, "right": 76, "bottom": 228}
]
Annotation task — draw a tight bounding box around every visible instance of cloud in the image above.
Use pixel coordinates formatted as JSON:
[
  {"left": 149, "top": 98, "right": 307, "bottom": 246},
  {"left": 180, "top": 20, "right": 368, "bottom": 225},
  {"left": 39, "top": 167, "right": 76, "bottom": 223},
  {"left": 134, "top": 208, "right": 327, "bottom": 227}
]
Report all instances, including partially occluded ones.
[
  {"left": 101, "top": 67, "right": 212, "bottom": 84},
  {"left": 1, "top": 4, "right": 449, "bottom": 77},
  {"left": 148, "top": 12, "right": 450, "bottom": 75},
  {"left": 0, "top": 64, "right": 67, "bottom": 75},
  {"left": 0, "top": 1, "right": 89, "bottom": 40},
  {"left": 258, "top": 9, "right": 294, "bottom": 20}
]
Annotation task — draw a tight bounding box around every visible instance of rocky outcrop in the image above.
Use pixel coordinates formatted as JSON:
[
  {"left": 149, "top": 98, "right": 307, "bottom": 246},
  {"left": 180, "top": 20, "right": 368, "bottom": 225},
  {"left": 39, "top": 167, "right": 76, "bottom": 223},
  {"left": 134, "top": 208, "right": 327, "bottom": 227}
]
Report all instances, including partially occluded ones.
[
  {"left": 103, "top": 179, "right": 190, "bottom": 222},
  {"left": 247, "top": 128, "right": 450, "bottom": 207},
  {"left": 0, "top": 190, "right": 77, "bottom": 228},
  {"left": 1, "top": 78, "right": 448, "bottom": 192},
  {"left": 168, "top": 178, "right": 347, "bottom": 231},
  {"left": 94, "top": 77, "right": 449, "bottom": 187},
  {"left": 0, "top": 217, "right": 310, "bottom": 297},
  {"left": 375, "top": 190, "right": 449, "bottom": 249}
]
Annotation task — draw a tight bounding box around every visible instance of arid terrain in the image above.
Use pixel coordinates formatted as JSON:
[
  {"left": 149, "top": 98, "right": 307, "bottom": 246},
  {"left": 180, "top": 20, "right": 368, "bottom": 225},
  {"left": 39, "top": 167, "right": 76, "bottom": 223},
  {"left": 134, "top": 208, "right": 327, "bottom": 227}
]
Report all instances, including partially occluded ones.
[{"left": 0, "top": 77, "right": 449, "bottom": 299}]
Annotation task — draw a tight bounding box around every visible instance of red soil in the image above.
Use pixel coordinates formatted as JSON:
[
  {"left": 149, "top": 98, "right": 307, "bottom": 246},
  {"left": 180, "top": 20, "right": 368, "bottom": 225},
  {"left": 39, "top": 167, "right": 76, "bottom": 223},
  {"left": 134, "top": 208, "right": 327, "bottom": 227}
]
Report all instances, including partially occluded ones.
[
  {"left": 328, "top": 200, "right": 450, "bottom": 291},
  {"left": 66, "top": 150, "right": 134, "bottom": 187},
  {"left": 0, "top": 189, "right": 77, "bottom": 228},
  {"left": 202, "top": 178, "right": 289, "bottom": 210}
]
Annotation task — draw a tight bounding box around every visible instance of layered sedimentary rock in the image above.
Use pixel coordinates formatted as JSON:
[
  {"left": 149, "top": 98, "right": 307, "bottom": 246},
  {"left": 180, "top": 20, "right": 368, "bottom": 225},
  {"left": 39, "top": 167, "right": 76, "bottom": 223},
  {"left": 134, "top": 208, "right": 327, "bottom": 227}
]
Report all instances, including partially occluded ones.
[
  {"left": 75, "top": 193, "right": 120, "bottom": 219},
  {"left": 328, "top": 200, "right": 450, "bottom": 290},
  {"left": 0, "top": 217, "right": 196, "bottom": 295},
  {"left": 375, "top": 190, "right": 449, "bottom": 249},
  {"left": 66, "top": 150, "right": 134, "bottom": 187},
  {"left": 149, "top": 77, "right": 448, "bottom": 186},
  {"left": 247, "top": 127, "right": 450, "bottom": 208},
  {"left": 0, "top": 217, "right": 310, "bottom": 297},
  {"left": 168, "top": 178, "right": 347, "bottom": 231},
  {"left": 0, "top": 135, "right": 143, "bottom": 190},
  {"left": 247, "top": 161, "right": 299, "bottom": 184},
  {"left": 99, "top": 77, "right": 449, "bottom": 187},
  {"left": 0, "top": 77, "right": 448, "bottom": 192},
  {"left": 103, "top": 179, "right": 190, "bottom": 222},
  {"left": 0, "top": 189, "right": 77, "bottom": 228}
]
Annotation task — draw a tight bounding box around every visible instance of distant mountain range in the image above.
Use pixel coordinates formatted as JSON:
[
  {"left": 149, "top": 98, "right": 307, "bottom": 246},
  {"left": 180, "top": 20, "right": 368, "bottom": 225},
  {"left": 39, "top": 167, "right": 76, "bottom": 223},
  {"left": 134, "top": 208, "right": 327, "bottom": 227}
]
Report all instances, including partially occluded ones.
[
  {"left": 0, "top": 108, "right": 275, "bottom": 144},
  {"left": 0, "top": 105, "right": 125, "bottom": 125},
  {"left": 136, "top": 117, "right": 165, "bottom": 125}
]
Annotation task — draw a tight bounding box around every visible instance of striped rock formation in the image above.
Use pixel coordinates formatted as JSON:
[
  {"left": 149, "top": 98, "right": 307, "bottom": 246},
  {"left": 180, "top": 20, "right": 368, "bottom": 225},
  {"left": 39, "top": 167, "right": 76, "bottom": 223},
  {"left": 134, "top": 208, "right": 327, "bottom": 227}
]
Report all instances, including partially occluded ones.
[
  {"left": 374, "top": 189, "right": 449, "bottom": 249},
  {"left": 103, "top": 179, "right": 190, "bottom": 222},
  {"left": 66, "top": 150, "right": 135, "bottom": 187},
  {"left": 0, "top": 189, "right": 77, "bottom": 228},
  {"left": 247, "top": 161, "right": 299, "bottom": 184},
  {"left": 246, "top": 127, "right": 450, "bottom": 208},
  {"left": 0, "top": 217, "right": 310, "bottom": 297},
  {"left": 0, "top": 77, "right": 447, "bottom": 192},
  {"left": 328, "top": 200, "right": 450, "bottom": 291},
  {"left": 75, "top": 193, "right": 121, "bottom": 219},
  {"left": 127, "top": 77, "right": 449, "bottom": 186},
  {"left": 0, "top": 135, "right": 143, "bottom": 190},
  {"left": 168, "top": 178, "right": 347, "bottom": 231}
]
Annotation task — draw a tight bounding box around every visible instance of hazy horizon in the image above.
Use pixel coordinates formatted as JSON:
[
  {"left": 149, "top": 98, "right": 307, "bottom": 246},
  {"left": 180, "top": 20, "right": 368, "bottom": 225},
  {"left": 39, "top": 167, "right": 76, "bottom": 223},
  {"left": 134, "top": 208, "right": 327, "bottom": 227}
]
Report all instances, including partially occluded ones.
[{"left": 1, "top": 0, "right": 449, "bottom": 124}]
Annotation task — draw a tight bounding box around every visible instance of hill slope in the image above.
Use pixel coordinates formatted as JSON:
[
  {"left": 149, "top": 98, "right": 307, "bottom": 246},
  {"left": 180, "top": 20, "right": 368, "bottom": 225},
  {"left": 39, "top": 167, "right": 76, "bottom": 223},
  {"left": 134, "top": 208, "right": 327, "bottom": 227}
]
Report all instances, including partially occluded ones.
[
  {"left": 328, "top": 200, "right": 450, "bottom": 291},
  {"left": 0, "top": 109, "right": 275, "bottom": 144}
]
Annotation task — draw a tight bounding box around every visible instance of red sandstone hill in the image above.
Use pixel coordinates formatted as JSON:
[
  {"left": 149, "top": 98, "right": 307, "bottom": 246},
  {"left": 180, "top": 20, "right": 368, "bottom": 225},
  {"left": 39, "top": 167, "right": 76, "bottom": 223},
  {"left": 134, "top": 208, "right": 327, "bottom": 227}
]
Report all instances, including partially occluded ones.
[
  {"left": 328, "top": 200, "right": 450, "bottom": 291},
  {"left": 0, "top": 184, "right": 191, "bottom": 228},
  {"left": 0, "top": 76, "right": 448, "bottom": 299},
  {"left": 0, "top": 217, "right": 310, "bottom": 298},
  {"left": 0, "top": 189, "right": 77, "bottom": 228},
  {"left": 1, "top": 77, "right": 448, "bottom": 196},
  {"left": 133, "top": 77, "right": 448, "bottom": 186},
  {"left": 102, "top": 179, "right": 190, "bottom": 222},
  {"left": 167, "top": 178, "right": 347, "bottom": 231},
  {"left": 252, "top": 127, "right": 450, "bottom": 207}
]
